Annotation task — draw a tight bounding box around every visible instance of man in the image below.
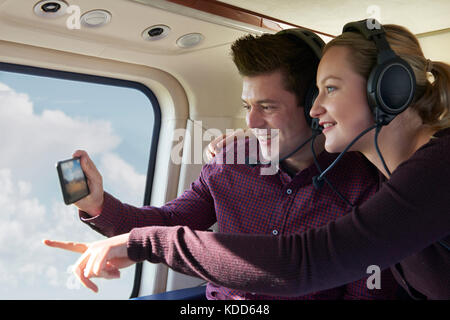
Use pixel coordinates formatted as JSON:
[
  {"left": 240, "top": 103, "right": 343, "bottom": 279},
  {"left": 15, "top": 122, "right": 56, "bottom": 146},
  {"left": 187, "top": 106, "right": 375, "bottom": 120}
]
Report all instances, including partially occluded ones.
[{"left": 45, "top": 30, "right": 397, "bottom": 299}]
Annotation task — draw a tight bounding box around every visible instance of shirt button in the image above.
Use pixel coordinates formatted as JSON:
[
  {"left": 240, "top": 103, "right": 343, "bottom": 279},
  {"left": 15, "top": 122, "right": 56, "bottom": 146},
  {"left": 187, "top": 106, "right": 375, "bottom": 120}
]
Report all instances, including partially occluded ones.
[
  {"left": 272, "top": 229, "right": 279, "bottom": 236},
  {"left": 286, "top": 188, "right": 292, "bottom": 195}
]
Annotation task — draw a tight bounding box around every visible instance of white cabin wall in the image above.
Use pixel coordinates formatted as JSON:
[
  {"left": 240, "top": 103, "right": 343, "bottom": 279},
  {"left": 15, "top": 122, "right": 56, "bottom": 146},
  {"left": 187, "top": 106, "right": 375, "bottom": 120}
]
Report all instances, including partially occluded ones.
[{"left": 418, "top": 31, "right": 450, "bottom": 63}]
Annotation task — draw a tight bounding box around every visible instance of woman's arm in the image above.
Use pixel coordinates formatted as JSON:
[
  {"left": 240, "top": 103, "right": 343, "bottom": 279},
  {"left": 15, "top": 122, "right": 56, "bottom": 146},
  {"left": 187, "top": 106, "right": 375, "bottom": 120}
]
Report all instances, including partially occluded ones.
[{"left": 127, "top": 137, "right": 450, "bottom": 296}]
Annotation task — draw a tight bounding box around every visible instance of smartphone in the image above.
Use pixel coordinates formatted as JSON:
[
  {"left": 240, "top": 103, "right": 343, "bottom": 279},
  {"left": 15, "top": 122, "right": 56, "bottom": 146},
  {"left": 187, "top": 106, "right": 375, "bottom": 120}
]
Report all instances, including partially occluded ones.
[{"left": 56, "top": 157, "right": 90, "bottom": 205}]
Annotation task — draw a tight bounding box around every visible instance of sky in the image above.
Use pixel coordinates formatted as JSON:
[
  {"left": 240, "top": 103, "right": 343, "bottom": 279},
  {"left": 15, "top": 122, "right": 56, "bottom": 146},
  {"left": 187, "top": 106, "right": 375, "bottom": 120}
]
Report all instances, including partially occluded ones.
[{"left": 0, "top": 70, "right": 156, "bottom": 299}]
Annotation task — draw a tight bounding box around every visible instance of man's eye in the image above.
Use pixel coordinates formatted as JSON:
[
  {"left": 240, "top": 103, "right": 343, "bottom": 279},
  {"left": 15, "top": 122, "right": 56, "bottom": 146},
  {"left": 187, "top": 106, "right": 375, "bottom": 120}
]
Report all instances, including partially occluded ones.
[
  {"left": 261, "top": 105, "right": 275, "bottom": 111},
  {"left": 243, "top": 105, "right": 251, "bottom": 111}
]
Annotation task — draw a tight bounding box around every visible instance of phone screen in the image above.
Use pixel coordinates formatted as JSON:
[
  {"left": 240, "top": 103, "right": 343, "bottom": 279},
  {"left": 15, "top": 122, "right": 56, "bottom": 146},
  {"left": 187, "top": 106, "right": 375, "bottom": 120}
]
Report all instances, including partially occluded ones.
[{"left": 56, "top": 157, "right": 90, "bottom": 205}]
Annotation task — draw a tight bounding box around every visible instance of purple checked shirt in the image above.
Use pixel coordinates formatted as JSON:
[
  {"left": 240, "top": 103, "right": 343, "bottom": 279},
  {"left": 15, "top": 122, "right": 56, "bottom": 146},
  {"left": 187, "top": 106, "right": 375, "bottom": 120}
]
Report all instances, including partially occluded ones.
[{"left": 80, "top": 143, "right": 398, "bottom": 299}]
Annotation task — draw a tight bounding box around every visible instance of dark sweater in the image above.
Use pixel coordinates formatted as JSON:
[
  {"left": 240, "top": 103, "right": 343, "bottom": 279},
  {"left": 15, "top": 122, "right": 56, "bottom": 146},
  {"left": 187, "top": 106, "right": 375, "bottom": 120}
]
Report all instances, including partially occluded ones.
[{"left": 127, "top": 128, "right": 450, "bottom": 300}]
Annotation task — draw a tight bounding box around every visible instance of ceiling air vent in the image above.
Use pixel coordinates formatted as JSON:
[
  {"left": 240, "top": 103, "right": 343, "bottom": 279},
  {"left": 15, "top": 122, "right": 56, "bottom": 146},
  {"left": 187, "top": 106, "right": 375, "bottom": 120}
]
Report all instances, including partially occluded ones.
[
  {"left": 142, "top": 25, "right": 171, "bottom": 41},
  {"left": 33, "top": 0, "right": 68, "bottom": 18}
]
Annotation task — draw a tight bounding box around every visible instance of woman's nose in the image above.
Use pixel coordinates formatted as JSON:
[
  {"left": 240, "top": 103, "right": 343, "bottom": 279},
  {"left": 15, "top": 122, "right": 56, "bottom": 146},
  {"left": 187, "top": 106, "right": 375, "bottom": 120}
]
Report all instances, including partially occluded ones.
[{"left": 310, "top": 95, "right": 325, "bottom": 120}]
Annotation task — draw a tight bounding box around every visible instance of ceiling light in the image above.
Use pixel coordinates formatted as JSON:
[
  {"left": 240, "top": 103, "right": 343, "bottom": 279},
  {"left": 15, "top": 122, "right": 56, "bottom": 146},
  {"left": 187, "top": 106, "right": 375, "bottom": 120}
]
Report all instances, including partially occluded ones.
[
  {"left": 80, "top": 10, "right": 112, "bottom": 28},
  {"left": 176, "top": 33, "right": 204, "bottom": 48},
  {"left": 142, "top": 25, "right": 171, "bottom": 41},
  {"left": 34, "top": 0, "right": 68, "bottom": 18}
]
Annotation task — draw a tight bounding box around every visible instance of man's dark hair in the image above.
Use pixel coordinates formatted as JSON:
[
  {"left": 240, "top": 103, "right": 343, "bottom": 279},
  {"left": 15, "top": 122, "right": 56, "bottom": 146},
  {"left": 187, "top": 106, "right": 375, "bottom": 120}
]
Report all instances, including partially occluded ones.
[{"left": 231, "top": 33, "right": 319, "bottom": 106}]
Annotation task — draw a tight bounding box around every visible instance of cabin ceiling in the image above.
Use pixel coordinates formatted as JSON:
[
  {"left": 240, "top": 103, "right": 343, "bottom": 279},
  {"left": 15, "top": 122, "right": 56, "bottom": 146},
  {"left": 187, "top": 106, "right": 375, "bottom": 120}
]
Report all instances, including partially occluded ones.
[
  {"left": 0, "top": 0, "right": 448, "bottom": 119},
  {"left": 0, "top": 0, "right": 448, "bottom": 60},
  {"left": 0, "top": 0, "right": 448, "bottom": 79},
  {"left": 220, "top": 0, "right": 450, "bottom": 36}
]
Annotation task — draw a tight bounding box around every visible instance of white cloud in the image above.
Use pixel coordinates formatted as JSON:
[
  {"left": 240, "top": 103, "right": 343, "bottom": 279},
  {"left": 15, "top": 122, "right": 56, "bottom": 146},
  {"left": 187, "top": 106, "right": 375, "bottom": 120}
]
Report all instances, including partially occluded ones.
[
  {"left": 0, "top": 82, "right": 146, "bottom": 205},
  {"left": 0, "top": 166, "right": 130, "bottom": 298},
  {"left": 0, "top": 83, "right": 121, "bottom": 179},
  {"left": 0, "top": 82, "right": 140, "bottom": 299},
  {"left": 99, "top": 153, "right": 147, "bottom": 205}
]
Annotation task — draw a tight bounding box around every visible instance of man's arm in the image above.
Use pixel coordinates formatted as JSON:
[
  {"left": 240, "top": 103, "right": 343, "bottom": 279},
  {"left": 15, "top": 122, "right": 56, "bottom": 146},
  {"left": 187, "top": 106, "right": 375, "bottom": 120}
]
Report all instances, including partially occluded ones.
[
  {"left": 73, "top": 150, "right": 217, "bottom": 238},
  {"left": 80, "top": 181, "right": 217, "bottom": 238}
]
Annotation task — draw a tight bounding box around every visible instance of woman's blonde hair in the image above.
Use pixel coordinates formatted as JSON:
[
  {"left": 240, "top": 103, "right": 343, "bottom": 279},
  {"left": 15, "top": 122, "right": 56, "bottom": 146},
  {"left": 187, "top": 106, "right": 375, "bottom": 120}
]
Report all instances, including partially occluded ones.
[{"left": 323, "top": 24, "right": 450, "bottom": 131}]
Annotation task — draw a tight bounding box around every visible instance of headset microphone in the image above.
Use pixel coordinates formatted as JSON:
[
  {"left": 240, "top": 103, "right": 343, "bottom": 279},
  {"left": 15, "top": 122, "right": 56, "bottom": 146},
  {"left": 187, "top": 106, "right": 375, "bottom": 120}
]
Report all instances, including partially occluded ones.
[
  {"left": 271, "top": 29, "right": 325, "bottom": 165},
  {"left": 312, "top": 174, "right": 325, "bottom": 190},
  {"left": 274, "top": 28, "right": 363, "bottom": 208},
  {"left": 310, "top": 121, "right": 378, "bottom": 207},
  {"left": 313, "top": 124, "right": 378, "bottom": 190},
  {"left": 275, "top": 29, "right": 356, "bottom": 207}
]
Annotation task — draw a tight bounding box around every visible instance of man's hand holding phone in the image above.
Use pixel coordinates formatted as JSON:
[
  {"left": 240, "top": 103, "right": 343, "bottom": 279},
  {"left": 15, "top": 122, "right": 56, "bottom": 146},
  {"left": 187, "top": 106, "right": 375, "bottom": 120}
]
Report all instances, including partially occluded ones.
[{"left": 70, "top": 150, "right": 105, "bottom": 217}]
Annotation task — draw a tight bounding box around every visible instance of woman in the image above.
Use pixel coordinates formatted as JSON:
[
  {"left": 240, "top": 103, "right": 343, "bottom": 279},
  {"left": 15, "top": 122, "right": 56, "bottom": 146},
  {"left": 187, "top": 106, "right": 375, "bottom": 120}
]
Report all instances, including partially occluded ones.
[
  {"left": 44, "top": 21, "right": 449, "bottom": 299},
  {"left": 308, "top": 22, "right": 450, "bottom": 299}
]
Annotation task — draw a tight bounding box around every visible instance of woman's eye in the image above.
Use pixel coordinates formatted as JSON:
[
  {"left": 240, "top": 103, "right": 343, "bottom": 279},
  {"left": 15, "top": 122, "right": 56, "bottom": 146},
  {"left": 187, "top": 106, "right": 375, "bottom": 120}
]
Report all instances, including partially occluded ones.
[{"left": 326, "top": 86, "right": 336, "bottom": 93}]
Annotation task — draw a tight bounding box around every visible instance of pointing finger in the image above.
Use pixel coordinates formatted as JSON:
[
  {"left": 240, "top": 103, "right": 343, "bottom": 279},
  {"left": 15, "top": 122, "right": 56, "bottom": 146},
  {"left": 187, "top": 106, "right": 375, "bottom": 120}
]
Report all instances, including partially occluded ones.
[{"left": 43, "top": 239, "right": 87, "bottom": 254}]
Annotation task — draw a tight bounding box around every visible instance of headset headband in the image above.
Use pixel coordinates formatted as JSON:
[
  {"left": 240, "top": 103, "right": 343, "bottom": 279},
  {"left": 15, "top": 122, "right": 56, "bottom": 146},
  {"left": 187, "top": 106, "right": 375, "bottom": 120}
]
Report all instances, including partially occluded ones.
[
  {"left": 343, "top": 20, "right": 396, "bottom": 64},
  {"left": 276, "top": 28, "right": 324, "bottom": 60}
]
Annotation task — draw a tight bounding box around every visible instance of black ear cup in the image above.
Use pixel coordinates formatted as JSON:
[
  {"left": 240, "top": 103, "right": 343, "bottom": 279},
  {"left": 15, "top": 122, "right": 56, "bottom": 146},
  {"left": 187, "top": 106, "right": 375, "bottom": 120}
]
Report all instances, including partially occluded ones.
[
  {"left": 367, "top": 57, "right": 416, "bottom": 124},
  {"left": 343, "top": 19, "right": 416, "bottom": 125}
]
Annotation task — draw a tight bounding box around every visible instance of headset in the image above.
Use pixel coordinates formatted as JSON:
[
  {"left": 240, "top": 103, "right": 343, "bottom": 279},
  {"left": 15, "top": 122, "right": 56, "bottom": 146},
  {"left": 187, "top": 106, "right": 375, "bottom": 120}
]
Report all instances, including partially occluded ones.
[
  {"left": 246, "top": 28, "right": 364, "bottom": 208},
  {"left": 245, "top": 28, "right": 324, "bottom": 168},
  {"left": 284, "top": 21, "right": 450, "bottom": 254},
  {"left": 314, "top": 19, "right": 417, "bottom": 186},
  {"left": 274, "top": 29, "right": 354, "bottom": 207},
  {"left": 342, "top": 19, "right": 416, "bottom": 126},
  {"left": 246, "top": 28, "right": 324, "bottom": 167},
  {"left": 276, "top": 28, "right": 324, "bottom": 131},
  {"left": 274, "top": 28, "right": 325, "bottom": 165},
  {"left": 347, "top": 20, "right": 450, "bottom": 252}
]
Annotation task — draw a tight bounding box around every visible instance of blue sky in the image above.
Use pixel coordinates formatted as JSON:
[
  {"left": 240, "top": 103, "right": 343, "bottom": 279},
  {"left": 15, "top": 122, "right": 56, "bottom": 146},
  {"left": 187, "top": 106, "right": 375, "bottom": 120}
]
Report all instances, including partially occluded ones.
[
  {"left": 0, "top": 69, "right": 157, "bottom": 299},
  {"left": 0, "top": 71, "right": 155, "bottom": 170}
]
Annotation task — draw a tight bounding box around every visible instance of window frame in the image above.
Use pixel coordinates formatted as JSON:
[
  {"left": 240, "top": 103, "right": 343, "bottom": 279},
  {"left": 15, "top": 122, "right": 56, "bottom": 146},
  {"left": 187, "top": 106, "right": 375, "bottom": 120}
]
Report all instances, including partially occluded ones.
[{"left": 0, "top": 61, "right": 161, "bottom": 299}]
